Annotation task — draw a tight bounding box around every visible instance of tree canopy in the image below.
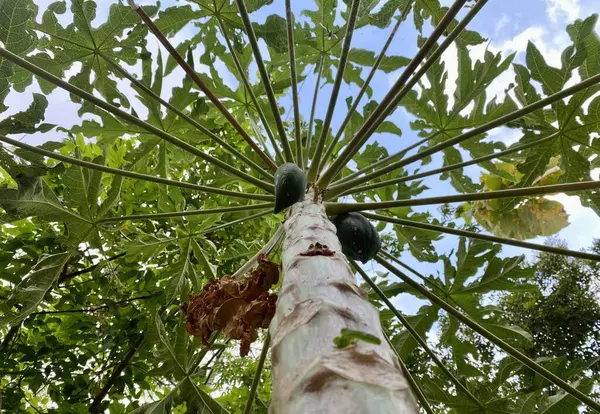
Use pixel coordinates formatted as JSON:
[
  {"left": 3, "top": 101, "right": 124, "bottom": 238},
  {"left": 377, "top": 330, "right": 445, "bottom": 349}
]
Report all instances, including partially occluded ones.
[{"left": 1, "top": 0, "right": 600, "bottom": 412}]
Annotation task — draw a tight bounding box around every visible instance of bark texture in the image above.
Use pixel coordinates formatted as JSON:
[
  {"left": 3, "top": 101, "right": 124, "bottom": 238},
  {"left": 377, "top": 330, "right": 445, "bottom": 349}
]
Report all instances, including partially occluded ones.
[{"left": 269, "top": 196, "right": 418, "bottom": 413}]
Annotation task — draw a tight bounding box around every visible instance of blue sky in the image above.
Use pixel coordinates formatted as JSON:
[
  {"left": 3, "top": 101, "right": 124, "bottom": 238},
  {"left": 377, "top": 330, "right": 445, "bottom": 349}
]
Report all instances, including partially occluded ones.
[{"left": 5, "top": 0, "right": 600, "bottom": 315}]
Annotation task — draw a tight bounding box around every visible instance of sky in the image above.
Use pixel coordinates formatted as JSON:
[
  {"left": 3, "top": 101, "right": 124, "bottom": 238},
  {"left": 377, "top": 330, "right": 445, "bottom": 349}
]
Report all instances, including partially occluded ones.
[{"left": 3, "top": 0, "right": 600, "bottom": 316}]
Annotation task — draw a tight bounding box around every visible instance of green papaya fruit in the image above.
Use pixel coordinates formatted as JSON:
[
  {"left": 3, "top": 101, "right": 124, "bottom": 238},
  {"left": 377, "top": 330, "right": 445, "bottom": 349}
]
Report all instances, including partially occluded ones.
[
  {"left": 274, "top": 163, "right": 307, "bottom": 213},
  {"left": 329, "top": 213, "right": 381, "bottom": 263}
]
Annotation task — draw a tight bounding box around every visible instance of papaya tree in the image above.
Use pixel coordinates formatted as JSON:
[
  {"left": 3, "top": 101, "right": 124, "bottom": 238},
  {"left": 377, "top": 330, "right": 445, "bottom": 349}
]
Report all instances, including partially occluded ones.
[{"left": 1, "top": 0, "right": 600, "bottom": 412}]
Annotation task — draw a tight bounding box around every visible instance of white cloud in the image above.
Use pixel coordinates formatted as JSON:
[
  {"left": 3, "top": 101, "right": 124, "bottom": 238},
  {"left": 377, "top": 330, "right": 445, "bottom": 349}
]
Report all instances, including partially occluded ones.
[
  {"left": 545, "top": 0, "right": 581, "bottom": 24},
  {"left": 494, "top": 14, "right": 510, "bottom": 39},
  {"left": 546, "top": 194, "right": 600, "bottom": 251}
]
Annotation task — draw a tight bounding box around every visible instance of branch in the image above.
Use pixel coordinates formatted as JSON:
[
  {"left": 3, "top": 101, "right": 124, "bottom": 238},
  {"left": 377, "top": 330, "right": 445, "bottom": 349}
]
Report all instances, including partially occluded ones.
[
  {"left": 234, "top": 0, "right": 294, "bottom": 163},
  {"left": 213, "top": 7, "right": 283, "bottom": 164},
  {"left": 352, "top": 262, "right": 485, "bottom": 410},
  {"left": 327, "top": 57, "right": 600, "bottom": 192},
  {"left": 129, "top": 3, "right": 278, "bottom": 171},
  {"left": 322, "top": 4, "right": 411, "bottom": 166},
  {"left": 244, "top": 333, "right": 270, "bottom": 414},
  {"left": 317, "top": 0, "right": 470, "bottom": 187},
  {"left": 383, "top": 331, "right": 434, "bottom": 414},
  {"left": 30, "top": 293, "right": 162, "bottom": 316},
  {"left": 373, "top": 255, "right": 600, "bottom": 413},
  {"left": 366, "top": 213, "right": 600, "bottom": 262},
  {"left": 0, "top": 48, "right": 275, "bottom": 192},
  {"left": 89, "top": 335, "right": 145, "bottom": 413},
  {"left": 96, "top": 203, "right": 273, "bottom": 224},
  {"left": 202, "top": 210, "right": 272, "bottom": 236},
  {"left": 101, "top": 53, "right": 273, "bottom": 179},
  {"left": 0, "top": 135, "right": 274, "bottom": 202},
  {"left": 307, "top": 0, "right": 361, "bottom": 181},
  {"left": 286, "top": 0, "right": 303, "bottom": 168},
  {"left": 325, "top": 180, "right": 600, "bottom": 214},
  {"left": 328, "top": 132, "right": 559, "bottom": 198},
  {"left": 305, "top": 55, "right": 325, "bottom": 166},
  {"left": 332, "top": 134, "right": 433, "bottom": 186},
  {"left": 330, "top": 0, "right": 490, "bottom": 186},
  {"left": 59, "top": 253, "right": 126, "bottom": 284}
]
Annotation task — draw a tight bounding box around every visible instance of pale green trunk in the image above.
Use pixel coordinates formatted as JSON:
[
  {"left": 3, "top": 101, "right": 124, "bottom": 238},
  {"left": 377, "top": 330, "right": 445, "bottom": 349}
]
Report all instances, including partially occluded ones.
[{"left": 269, "top": 197, "right": 418, "bottom": 413}]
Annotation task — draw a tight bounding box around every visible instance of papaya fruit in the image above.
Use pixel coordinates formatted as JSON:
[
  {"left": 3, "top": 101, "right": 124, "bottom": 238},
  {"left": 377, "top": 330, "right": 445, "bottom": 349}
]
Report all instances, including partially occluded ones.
[
  {"left": 274, "top": 163, "right": 307, "bottom": 213},
  {"left": 329, "top": 213, "right": 381, "bottom": 263}
]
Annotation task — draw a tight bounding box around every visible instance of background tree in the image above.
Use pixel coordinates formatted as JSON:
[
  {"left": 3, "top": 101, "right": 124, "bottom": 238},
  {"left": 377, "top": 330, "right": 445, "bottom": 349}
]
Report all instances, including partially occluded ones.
[
  {"left": 1, "top": 0, "right": 600, "bottom": 412},
  {"left": 501, "top": 239, "right": 600, "bottom": 361}
]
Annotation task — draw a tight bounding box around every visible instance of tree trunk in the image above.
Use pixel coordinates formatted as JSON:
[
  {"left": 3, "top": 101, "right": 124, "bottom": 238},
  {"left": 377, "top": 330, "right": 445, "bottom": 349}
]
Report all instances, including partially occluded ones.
[{"left": 269, "top": 196, "right": 418, "bottom": 413}]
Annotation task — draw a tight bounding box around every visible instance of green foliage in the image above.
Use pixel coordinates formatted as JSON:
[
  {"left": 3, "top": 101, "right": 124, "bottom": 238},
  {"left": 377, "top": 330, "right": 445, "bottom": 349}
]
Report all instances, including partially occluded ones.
[
  {"left": 0, "top": 0, "right": 599, "bottom": 412},
  {"left": 501, "top": 240, "right": 600, "bottom": 362}
]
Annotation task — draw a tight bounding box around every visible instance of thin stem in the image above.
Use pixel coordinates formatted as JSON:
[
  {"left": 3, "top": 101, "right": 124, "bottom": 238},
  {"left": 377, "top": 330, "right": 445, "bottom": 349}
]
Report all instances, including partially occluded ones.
[
  {"left": 333, "top": 134, "right": 434, "bottom": 185},
  {"left": 188, "top": 332, "right": 221, "bottom": 375},
  {"left": 374, "top": 255, "right": 600, "bottom": 413},
  {"left": 327, "top": 0, "right": 489, "bottom": 186},
  {"left": 329, "top": 69, "right": 600, "bottom": 193},
  {"left": 285, "top": 0, "right": 303, "bottom": 168},
  {"left": 243, "top": 333, "right": 270, "bottom": 414},
  {"left": 380, "top": 251, "right": 447, "bottom": 295},
  {"left": 129, "top": 4, "right": 277, "bottom": 171},
  {"left": 30, "top": 293, "right": 162, "bottom": 315},
  {"left": 317, "top": 0, "right": 470, "bottom": 188},
  {"left": 307, "top": 0, "right": 362, "bottom": 181},
  {"left": 330, "top": 132, "right": 560, "bottom": 198},
  {"left": 322, "top": 5, "right": 409, "bottom": 166},
  {"left": 101, "top": 53, "right": 273, "bottom": 179},
  {"left": 89, "top": 335, "right": 144, "bottom": 413},
  {"left": 366, "top": 213, "right": 600, "bottom": 262},
  {"left": 97, "top": 203, "right": 273, "bottom": 224},
  {"left": 383, "top": 331, "right": 434, "bottom": 414},
  {"left": 59, "top": 253, "right": 127, "bottom": 284},
  {"left": 234, "top": 0, "right": 294, "bottom": 163},
  {"left": 204, "top": 340, "right": 229, "bottom": 385},
  {"left": 0, "top": 324, "right": 21, "bottom": 353},
  {"left": 247, "top": 111, "right": 285, "bottom": 164},
  {"left": 231, "top": 225, "right": 284, "bottom": 278},
  {"left": 325, "top": 180, "right": 600, "bottom": 214},
  {"left": 305, "top": 55, "right": 325, "bottom": 167},
  {"left": 213, "top": 9, "right": 283, "bottom": 165},
  {"left": 0, "top": 47, "right": 275, "bottom": 192},
  {"left": 0, "top": 135, "right": 273, "bottom": 202},
  {"left": 341, "top": 0, "right": 490, "bottom": 182},
  {"left": 203, "top": 210, "right": 272, "bottom": 235},
  {"left": 352, "top": 262, "right": 485, "bottom": 410}
]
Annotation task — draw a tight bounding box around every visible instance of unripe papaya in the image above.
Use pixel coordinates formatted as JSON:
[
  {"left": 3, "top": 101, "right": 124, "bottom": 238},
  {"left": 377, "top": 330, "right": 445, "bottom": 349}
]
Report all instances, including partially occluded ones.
[
  {"left": 329, "top": 213, "right": 381, "bottom": 263},
  {"left": 274, "top": 163, "right": 307, "bottom": 213}
]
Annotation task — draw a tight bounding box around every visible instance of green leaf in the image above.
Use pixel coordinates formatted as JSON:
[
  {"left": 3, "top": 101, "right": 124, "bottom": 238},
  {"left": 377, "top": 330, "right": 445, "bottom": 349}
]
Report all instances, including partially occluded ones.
[
  {"left": 449, "top": 238, "right": 498, "bottom": 292},
  {"left": 29, "top": 0, "right": 158, "bottom": 108},
  {"left": 481, "top": 323, "right": 533, "bottom": 347},
  {"left": 1, "top": 251, "right": 71, "bottom": 326},
  {"left": 191, "top": 238, "right": 218, "bottom": 279},
  {"left": 181, "top": 377, "right": 230, "bottom": 413},
  {"left": 457, "top": 256, "right": 533, "bottom": 295},
  {"left": 347, "top": 48, "right": 410, "bottom": 73},
  {"left": 526, "top": 41, "right": 568, "bottom": 95},
  {"left": 0, "top": 177, "right": 92, "bottom": 240},
  {"left": 154, "top": 314, "right": 187, "bottom": 377},
  {"left": 0, "top": 93, "right": 54, "bottom": 135},
  {"left": 0, "top": 0, "right": 38, "bottom": 110},
  {"left": 391, "top": 305, "right": 438, "bottom": 360},
  {"left": 472, "top": 198, "right": 569, "bottom": 241}
]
